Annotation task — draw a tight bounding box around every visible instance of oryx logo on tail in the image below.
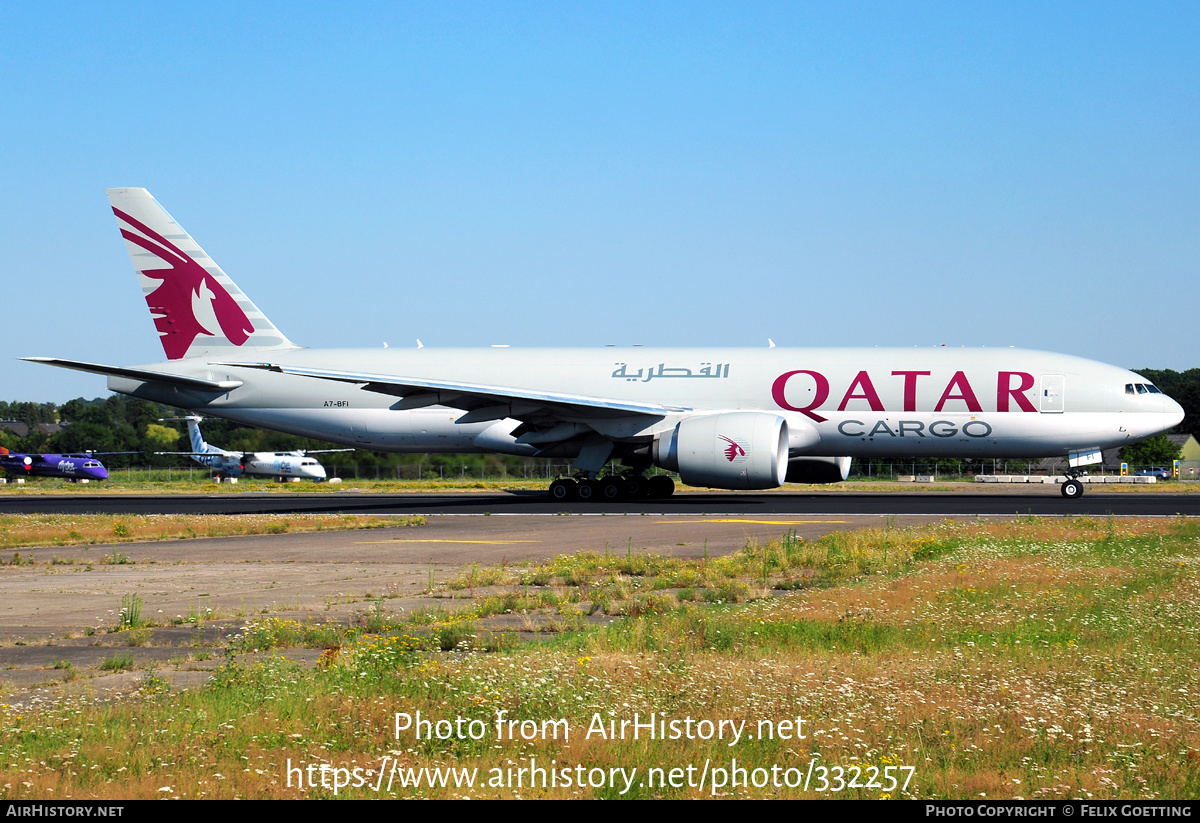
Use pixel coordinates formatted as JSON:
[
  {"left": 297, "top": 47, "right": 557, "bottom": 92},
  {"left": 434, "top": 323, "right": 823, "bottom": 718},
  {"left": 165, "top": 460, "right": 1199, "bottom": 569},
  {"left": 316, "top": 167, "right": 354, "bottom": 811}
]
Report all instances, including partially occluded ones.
[
  {"left": 718, "top": 435, "right": 746, "bottom": 462},
  {"left": 113, "top": 207, "right": 255, "bottom": 360}
]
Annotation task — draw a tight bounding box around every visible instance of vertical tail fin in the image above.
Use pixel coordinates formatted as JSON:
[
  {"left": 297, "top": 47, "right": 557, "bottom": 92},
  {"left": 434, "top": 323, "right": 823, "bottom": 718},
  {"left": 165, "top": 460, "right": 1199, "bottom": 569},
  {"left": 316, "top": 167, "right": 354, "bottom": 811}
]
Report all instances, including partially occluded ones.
[
  {"left": 186, "top": 417, "right": 211, "bottom": 455},
  {"left": 106, "top": 188, "right": 296, "bottom": 360}
]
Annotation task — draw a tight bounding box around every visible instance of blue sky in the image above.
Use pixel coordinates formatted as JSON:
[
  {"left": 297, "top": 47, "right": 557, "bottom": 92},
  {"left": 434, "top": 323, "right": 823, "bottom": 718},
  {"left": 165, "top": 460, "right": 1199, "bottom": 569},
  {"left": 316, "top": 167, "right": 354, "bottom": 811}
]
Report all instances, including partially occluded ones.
[{"left": 3, "top": 2, "right": 1197, "bottom": 402}]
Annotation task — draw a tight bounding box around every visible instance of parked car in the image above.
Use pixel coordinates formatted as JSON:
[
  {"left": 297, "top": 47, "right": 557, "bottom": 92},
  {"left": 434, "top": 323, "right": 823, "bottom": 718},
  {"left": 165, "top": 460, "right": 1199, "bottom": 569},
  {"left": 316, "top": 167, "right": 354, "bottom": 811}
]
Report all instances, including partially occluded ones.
[{"left": 1135, "top": 467, "right": 1172, "bottom": 479}]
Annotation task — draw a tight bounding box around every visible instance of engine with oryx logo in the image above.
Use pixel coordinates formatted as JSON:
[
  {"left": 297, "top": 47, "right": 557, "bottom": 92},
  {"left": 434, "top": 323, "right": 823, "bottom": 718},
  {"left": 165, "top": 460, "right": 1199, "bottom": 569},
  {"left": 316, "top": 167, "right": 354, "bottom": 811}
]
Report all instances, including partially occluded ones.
[{"left": 653, "top": 413, "right": 788, "bottom": 490}]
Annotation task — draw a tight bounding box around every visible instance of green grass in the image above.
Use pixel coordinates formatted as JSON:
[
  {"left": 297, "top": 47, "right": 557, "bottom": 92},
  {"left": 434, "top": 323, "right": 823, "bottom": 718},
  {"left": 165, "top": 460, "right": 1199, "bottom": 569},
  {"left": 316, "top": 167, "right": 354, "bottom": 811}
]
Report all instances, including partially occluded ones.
[
  {"left": 98, "top": 653, "right": 135, "bottom": 672},
  {"left": 118, "top": 593, "right": 144, "bottom": 630}
]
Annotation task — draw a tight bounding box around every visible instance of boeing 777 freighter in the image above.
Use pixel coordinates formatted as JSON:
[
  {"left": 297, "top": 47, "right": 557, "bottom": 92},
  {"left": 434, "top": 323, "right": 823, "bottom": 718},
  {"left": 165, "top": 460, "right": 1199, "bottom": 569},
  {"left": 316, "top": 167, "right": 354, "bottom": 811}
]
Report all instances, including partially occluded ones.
[{"left": 25, "top": 189, "right": 1185, "bottom": 501}]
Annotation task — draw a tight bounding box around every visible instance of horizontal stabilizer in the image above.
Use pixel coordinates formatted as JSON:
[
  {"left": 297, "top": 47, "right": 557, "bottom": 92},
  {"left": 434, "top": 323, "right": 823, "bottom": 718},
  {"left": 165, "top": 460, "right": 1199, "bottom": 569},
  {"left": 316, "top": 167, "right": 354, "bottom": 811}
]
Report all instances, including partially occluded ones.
[{"left": 22, "top": 358, "right": 243, "bottom": 392}]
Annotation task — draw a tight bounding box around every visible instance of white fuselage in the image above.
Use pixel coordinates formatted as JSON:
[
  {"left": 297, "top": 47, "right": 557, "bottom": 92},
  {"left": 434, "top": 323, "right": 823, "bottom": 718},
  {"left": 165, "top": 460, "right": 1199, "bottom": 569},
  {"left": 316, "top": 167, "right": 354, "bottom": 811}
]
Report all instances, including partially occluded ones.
[
  {"left": 108, "top": 345, "right": 1183, "bottom": 461},
  {"left": 190, "top": 449, "right": 328, "bottom": 480}
]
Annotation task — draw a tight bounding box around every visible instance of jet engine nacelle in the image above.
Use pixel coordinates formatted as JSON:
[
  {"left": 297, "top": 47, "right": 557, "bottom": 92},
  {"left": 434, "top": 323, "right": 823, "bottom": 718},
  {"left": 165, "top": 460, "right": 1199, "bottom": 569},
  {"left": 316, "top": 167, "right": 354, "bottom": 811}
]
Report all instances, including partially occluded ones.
[
  {"left": 653, "top": 412, "right": 789, "bottom": 490},
  {"left": 785, "top": 455, "right": 852, "bottom": 484}
]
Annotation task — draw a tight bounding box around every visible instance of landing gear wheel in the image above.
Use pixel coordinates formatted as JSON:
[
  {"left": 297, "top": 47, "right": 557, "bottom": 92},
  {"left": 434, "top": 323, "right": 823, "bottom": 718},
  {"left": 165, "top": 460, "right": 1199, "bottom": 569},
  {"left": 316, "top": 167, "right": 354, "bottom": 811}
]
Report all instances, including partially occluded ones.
[
  {"left": 600, "top": 478, "right": 625, "bottom": 501},
  {"left": 576, "top": 480, "right": 597, "bottom": 501},
  {"left": 549, "top": 478, "right": 577, "bottom": 501},
  {"left": 647, "top": 475, "right": 675, "bottom": 499},
  {"left": 1061, "top": 478, "right": 1084, "bottom": 499},
  {"left": 623, "top": 476, "right": 644, "bottom": 499}
]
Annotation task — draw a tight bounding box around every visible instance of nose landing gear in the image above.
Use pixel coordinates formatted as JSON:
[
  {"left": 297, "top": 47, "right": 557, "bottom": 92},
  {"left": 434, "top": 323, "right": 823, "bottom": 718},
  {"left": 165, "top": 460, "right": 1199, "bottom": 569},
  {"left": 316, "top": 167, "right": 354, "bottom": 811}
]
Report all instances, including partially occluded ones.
[{"left": 1060, "top": 469, "right": 1086, "bottom": 500}]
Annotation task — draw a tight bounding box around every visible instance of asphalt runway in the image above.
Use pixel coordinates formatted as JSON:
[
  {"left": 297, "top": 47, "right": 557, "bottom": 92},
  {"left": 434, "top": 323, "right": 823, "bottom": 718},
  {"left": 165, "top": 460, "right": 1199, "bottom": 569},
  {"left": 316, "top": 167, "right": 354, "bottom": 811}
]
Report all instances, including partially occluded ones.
[
  {"left": 0, "top": 513, "right": 899, "bottom": 635},
  {"left": 1, "top": 488, "right": 1198, "bottom": 516},
  {"left": 0, "top": 511, "right": 930, "bottom": 702}
]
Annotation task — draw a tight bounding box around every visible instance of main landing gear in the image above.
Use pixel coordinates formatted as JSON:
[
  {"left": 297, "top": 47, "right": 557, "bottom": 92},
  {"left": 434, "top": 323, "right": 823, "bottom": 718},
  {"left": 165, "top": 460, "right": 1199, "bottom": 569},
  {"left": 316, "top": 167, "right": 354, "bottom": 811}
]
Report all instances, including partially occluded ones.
[
  {"left": 548, "top": 472, "right": 675, "bottom": 502},
  {"left": 1060, "top": 469, "right": 1086, "bottom": 500}
]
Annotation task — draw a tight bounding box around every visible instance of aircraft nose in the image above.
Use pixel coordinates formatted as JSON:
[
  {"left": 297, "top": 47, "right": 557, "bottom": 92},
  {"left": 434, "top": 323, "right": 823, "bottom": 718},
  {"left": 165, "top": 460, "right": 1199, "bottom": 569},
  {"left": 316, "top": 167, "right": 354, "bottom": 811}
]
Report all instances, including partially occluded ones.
[{"left": 1164, "top": 394, "right": 1185, "bottom": 428}]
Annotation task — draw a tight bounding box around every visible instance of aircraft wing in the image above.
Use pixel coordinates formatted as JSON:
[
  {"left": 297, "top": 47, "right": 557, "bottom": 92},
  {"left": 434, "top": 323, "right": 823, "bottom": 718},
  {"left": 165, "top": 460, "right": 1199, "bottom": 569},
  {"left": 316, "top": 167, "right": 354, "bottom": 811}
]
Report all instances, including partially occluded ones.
[
  {"left": 216, "top": 362, "right": 690, "bottom": 422},
  {"left": 155, "top": 452, "right": 243, "bottom": 457},
  {"left": 22, "top": 358, "right": 244, "bottom": 392}
]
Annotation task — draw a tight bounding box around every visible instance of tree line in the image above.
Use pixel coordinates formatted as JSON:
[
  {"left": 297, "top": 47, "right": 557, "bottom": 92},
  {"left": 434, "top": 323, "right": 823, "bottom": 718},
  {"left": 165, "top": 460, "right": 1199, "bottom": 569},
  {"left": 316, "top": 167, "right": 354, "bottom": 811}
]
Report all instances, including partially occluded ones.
[{"left": 0, "top": 396, "right": 543, "bottom": 475}]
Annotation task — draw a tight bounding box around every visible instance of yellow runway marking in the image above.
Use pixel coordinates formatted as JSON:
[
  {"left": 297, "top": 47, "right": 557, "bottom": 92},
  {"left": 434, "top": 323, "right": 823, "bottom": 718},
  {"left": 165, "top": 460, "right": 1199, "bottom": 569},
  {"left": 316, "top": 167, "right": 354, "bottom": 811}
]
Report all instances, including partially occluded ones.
[
  {"left": 355, "top": 539, "right": 539, "bottom": 545},
  {"left": 655, "top": 519, "right": 847, "bottom": 525}
]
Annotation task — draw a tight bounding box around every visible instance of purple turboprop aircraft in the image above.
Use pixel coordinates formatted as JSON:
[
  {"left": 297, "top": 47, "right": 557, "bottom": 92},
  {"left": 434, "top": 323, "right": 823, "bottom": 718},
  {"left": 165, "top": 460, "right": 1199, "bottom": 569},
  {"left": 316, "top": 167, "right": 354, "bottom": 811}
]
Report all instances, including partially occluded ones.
[{"left": 0, "top": 447, "right": 109, "bottom": 481}]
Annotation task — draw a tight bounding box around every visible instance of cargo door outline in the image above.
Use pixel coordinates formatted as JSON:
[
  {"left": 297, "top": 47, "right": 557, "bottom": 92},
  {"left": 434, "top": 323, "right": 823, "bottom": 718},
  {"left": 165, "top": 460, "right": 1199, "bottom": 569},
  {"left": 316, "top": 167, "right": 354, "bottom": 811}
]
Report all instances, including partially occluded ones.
[{"left": 1040, "top": 374, "right": 1065, "bottom": 413}]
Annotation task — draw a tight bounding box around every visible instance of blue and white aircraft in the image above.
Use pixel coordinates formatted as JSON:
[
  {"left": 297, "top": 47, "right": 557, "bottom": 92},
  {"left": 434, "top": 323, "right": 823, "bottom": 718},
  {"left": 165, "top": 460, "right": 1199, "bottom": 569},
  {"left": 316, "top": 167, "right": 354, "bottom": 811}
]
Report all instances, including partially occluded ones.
[{"left": 157, "top": 416, "right": 346, "bottom": 481}]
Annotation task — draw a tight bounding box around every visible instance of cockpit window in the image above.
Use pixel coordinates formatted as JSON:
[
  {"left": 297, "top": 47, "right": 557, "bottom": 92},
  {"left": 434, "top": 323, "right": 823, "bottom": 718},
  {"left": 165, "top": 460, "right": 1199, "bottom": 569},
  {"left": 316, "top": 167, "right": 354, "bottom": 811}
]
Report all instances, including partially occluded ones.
[
  {"left": 1126, "top": 384, "right": 1136, "bottom": 395},
  {"left": 1146, "top": 384, "right": 1162, "bottom": 394},
  {"left": 1136, "top": 384, "right": 1148, "bottom": 394}
]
